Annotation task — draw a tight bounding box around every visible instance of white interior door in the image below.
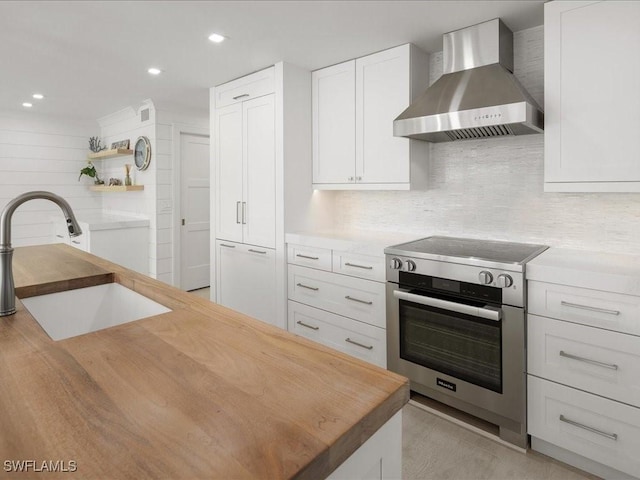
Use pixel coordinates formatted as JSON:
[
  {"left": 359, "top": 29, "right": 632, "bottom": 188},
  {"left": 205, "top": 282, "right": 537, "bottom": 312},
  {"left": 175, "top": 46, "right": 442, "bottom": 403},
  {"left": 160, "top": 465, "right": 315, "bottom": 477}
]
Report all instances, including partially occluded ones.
[{"left": 180, "top": 132, "right": 210, "bottom": 291}]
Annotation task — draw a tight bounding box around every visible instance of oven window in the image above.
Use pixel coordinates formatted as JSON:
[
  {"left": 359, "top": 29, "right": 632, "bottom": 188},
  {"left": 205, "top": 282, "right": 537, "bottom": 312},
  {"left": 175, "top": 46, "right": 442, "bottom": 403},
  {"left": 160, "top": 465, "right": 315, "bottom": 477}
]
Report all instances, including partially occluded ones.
[{"left": 399, "top": 299, "right": 502, "bottom": 393}]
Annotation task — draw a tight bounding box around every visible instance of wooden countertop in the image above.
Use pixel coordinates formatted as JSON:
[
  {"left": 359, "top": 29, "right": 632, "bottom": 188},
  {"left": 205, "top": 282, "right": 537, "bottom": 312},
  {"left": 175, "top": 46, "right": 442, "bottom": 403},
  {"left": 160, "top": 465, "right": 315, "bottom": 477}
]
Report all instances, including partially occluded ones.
[{"left": 0, "top": 244, "right": 408, "bottom": 479}]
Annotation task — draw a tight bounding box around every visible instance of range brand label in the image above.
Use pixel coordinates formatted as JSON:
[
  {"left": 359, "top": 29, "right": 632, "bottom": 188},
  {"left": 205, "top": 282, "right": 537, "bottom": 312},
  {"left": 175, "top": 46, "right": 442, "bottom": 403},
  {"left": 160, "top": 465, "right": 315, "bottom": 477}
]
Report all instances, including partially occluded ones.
[{"left": 436, "top": 378, "right": 456, "bottom": 392}]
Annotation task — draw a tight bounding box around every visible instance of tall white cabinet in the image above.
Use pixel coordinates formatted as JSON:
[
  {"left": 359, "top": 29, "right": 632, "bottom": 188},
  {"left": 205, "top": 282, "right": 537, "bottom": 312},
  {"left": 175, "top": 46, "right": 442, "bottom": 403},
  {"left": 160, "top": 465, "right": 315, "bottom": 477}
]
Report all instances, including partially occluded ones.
[
  {"left": 211, "top": 64, "right": 314, "bottom": 329},
  {"left": 312, "top": 44, "right": 429, "bottom": 190},
  {"left": 544, "top": 0, "right": 640, "bottom": 192}
]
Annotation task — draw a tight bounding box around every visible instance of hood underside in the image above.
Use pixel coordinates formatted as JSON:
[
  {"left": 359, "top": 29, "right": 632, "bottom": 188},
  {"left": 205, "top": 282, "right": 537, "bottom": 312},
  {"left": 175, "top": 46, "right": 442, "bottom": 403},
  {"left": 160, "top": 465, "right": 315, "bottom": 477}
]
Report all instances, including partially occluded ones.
[{"left": 394, "top": 19, "right": 544, "bottom": 142}]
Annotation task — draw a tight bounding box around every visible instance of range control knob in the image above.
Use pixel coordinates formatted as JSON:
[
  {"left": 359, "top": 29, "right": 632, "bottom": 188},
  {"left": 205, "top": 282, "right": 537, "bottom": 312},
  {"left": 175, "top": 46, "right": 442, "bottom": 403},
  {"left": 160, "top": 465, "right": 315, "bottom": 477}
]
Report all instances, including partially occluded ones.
[
  {"left": 478, "top": 271, "right": 493, "bottom": 285},
  {"left": 406, "top": 260, "right": 417, "bottom": 272},
  {"left": 390, "top": 257, "right": 403, "bottom": 270},
  {"left": 496, "top": 274, "right": 514, "bottom": 288}
]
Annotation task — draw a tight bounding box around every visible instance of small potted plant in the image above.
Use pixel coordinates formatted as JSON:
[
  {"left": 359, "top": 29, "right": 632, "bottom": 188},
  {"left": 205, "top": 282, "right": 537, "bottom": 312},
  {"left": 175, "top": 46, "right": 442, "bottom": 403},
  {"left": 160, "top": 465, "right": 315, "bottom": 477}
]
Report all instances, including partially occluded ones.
[{"left": 78, "top": 161, "right": 104, "bottom": 185}]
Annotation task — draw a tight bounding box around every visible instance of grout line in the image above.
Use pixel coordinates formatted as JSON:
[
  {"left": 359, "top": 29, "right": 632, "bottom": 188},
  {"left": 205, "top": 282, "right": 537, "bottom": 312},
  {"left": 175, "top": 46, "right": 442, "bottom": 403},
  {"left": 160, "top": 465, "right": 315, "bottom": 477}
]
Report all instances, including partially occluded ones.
[{"left": 407, "top": 399, "right": 528, "bottom": 454}]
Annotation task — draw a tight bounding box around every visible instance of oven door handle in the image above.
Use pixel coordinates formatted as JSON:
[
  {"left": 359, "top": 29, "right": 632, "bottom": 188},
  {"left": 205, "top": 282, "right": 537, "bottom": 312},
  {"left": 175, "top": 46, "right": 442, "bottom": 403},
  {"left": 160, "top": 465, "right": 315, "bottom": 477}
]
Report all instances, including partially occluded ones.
[{"left": 393, "top": 290, "right": 501, "bottom": 321}]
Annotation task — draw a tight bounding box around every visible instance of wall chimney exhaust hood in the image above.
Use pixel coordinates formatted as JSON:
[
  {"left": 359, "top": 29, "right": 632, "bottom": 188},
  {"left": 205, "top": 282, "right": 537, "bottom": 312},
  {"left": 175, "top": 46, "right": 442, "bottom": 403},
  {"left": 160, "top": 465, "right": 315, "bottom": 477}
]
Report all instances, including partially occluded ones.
[{"left": 394, "top": 19, "right": 543, "bottom": 142}]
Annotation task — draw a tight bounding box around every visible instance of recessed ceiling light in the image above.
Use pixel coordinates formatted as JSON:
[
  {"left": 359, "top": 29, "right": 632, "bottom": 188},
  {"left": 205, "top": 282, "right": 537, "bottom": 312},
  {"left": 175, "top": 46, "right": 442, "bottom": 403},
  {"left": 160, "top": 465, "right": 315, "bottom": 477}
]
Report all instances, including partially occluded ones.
[
  {"left": 32, "top": 93, "right": 44, "bottom": 99},
  {"left": 208, "top": 33, "right": 225, "bottom": 43},
  {"left": 22, "top": 102, "right": 33, "bottom": 108},
  {"left": 148, "top": 68, "right": 162, "bottom": 75}
]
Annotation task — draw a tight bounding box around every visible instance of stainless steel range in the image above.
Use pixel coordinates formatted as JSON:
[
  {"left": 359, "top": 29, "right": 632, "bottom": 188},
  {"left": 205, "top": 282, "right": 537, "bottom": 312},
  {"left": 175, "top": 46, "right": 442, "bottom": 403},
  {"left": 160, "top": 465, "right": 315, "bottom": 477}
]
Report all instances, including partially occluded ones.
[{"left": 385, "top": 236, "right": 548, "bottom": 448}]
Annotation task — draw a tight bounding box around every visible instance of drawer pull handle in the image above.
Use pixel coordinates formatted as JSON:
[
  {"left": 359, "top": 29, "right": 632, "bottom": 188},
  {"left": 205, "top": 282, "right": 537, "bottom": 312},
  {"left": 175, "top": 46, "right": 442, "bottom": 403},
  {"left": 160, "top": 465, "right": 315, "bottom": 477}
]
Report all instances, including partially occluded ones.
[
  {"left": 559, "top": 415, "right": 618, "bottom": 441},
  {"left": 559, "top": 351, "right": 618, "bottom": 370},
  {"left": 72, "top": 240, "right": 81, "bottom": 245},
  {"left": 344, "top": 262, "right": 373, "bottom": 270},
  {"left": 560, "top": 301, "right": 620, "bottom": 316},
  {"left": 296, "top": 320, "right": 319, "bottom": 331},
  {"left": 220, "top": 243, "right": 236, "bottom": 248},
  {"left": 345, "top": 338, "right": 373, "bottom": 350},
  {"left": 345, "top": 295, "right": 373, "bottom": 305},
  {"left": 296, "top": 254, "right": 319, "bottom": 260},
  {"left": 248, "top": 249, "right": 267, "bottom": 255},
  {"left": 296, "top": 283, "right": 319, "bottom": 291},
  {"left": 56, "top": 234, "right": 64, "bottom": 238},
  {"left": 232, "top": 93, "right": 250, "bottom": 100}
]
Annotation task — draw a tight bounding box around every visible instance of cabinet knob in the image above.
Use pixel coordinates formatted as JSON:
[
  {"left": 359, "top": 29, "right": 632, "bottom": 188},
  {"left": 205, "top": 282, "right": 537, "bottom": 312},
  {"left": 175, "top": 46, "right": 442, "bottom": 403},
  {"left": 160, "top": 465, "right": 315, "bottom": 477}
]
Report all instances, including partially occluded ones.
[{"left": 348, "top": 176, "right": 354, "bottom": 181}]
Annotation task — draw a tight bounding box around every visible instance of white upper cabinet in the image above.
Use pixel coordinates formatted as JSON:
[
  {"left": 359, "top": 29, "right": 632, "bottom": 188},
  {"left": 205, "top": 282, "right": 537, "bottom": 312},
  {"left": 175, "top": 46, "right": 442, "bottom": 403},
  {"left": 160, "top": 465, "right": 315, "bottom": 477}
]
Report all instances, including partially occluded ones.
[
  {"left": 544, "top": 1, "right": 640, "bottom": 192},
  {"left": 312, "top": 44, "right": 429, "bottom": 190},
  {"left": 355, "top": 46, "right": 411, "bottom": 184},
  {"left": 312, "top": 61, "right": 356, "bottom": 184},
  {"left": 215, "top": 70, "right": 276, "bottom": 249}
]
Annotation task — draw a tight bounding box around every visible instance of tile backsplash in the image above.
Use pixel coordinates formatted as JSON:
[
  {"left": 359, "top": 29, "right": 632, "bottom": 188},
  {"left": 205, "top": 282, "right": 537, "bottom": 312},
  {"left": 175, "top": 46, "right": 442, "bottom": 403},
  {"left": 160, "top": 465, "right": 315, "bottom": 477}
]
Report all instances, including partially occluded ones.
[{"left": 332, "top": 26, "right": 640, "bottom": 255}]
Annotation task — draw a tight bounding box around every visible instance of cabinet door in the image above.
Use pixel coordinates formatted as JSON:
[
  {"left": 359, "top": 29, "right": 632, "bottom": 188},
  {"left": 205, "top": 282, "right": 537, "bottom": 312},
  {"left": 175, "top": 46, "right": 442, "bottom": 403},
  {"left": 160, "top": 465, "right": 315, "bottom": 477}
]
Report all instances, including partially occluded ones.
[
  {"left": 312, "top": 60, "right": 356, "bottom": 185},
  {"left": 242, "top": 94, "right": 276, "bottom": 248},
  {"left": 216, "top": 240, "right": 278, "bottom": 327},
  {"left": 215, "top": 103, "right": 243, "bottom": 242},
  {"left": 355, "top": 45, "right": 411, "bottom": 184},
  {"left": 545, "top": 1, "right": 640, "bottom": 191}
]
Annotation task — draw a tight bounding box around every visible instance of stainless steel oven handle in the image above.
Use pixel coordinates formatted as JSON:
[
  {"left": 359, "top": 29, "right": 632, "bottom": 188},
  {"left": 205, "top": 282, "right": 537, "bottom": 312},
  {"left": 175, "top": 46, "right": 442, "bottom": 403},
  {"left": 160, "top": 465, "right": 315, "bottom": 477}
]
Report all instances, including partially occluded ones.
[{"left": 393, "top": 289, "right": 501, "bottom": 321}]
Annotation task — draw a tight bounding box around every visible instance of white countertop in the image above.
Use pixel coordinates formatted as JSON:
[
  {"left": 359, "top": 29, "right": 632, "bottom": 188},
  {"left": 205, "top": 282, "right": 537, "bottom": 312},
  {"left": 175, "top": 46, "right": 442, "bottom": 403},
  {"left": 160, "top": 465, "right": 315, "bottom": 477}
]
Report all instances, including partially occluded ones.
[
  {"left": 76, "top": 214, "right": 150, "bottom": 231},
  {"left": 285, "top": 230, "right": 423, "bottom": 256},
  {"left": 527, "top": 247, "right": 640, "bottom": 296}
]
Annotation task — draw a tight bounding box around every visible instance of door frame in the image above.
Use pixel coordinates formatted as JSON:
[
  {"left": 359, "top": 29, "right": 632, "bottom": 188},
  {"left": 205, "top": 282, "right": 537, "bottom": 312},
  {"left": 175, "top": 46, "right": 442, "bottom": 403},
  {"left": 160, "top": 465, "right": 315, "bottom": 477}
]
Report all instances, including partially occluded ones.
[{"left": 171, "top": 123, "right": 210, "bottom": 290}]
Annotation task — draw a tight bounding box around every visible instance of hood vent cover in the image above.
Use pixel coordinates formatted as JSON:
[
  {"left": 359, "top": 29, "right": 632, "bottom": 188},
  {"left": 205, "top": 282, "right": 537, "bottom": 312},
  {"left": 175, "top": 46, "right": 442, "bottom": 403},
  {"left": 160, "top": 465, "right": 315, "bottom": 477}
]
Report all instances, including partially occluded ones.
[{"left": 394, "top": 19, "right": 543, "bottom": 142}]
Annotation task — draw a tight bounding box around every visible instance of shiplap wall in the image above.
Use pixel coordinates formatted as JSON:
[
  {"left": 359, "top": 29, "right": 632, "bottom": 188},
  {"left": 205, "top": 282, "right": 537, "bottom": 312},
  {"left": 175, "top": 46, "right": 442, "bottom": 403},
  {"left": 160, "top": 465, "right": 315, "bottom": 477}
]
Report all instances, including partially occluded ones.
[
  {"left": 98, "top": 101, "right": 157, "bottom": 278},
  {"left": 0, "top": 111, "right": 100, "bottom": 247},
  {"left": 331, "top": 25, "right": 640, "bottom": 255}
]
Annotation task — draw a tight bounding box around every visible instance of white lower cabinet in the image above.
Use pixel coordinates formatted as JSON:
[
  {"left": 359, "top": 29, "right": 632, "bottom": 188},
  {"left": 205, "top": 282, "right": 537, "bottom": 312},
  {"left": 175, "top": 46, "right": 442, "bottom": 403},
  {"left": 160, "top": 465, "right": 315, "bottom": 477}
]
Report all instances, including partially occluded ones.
[
  {"left": 528, "top": 376, "right": 640, "bottom": 479},
  {"left": 52, "top": 218, "right": 149, "bottom": 275},
  {"left": 287, "top": 242, "right": 387, "bottom": 368},
  {"left": 216, "top": 240, "right": 277, "bottom": 328},
  {"left": 328, "top": 410, "right": 401, "bottom": 480},
  {"left": 527, "top": 248, "right": 640, "bottom": 479},
  {"left": 288, "top": 301, "right": 386, "bottom": 368}
]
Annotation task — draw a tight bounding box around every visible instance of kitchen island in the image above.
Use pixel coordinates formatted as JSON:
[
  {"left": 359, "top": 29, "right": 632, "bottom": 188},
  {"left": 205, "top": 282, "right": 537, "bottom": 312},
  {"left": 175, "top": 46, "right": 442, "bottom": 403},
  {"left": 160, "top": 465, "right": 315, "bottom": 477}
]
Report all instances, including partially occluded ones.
[{"left": 0, "top": 244, "right": 408, "bottom": 479}]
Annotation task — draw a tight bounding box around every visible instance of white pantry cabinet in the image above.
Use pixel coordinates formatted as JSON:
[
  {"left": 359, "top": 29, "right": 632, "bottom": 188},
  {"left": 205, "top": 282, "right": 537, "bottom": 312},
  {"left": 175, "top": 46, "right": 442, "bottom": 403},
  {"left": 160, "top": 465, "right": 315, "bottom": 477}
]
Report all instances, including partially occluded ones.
[
  {"left": 312, "top": 44, "right": 429, "bottom": 190},
  {"left": 544, "top": 1, "right": 640, "bottom": 192},
  {"left": 211, "top": 63, "right": 314, "bottom": 330},
  {"left": 216, "top": 240, "right": 277, "bottom": 327},
  {"left": 526, "top": 248, "right": 640, "bottom": 479},
  {"left": 215, "top": 92, "right": 276, "bottom": 248}
]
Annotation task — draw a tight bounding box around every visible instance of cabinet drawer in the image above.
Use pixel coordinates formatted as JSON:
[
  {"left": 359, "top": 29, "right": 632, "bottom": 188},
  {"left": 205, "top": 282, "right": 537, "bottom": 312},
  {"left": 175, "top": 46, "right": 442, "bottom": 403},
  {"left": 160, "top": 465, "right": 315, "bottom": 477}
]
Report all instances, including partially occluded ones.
[
  {"left": 528, "top": 281, "right": 640, "bottom": 336},
  {"left": 528, "top": 376, "right": 640, "bottom": 478},
  {"left": 214, "top": 67, "right": 275, "bottom": 108},
  {"left": 332, "top": 251, "right": 385, "bottom": 282},
  {"left": 528, "top": 315, "right": 640, "bottom": 407},
  {"left": 288, "top": 265, "right": 385, "bottom": 328},
  {"left": 288, "top": 301, "right": 386, "bottom": 368},
  {"left": 69, "top": 233, "right": 88, "bottom": 252},
  {"left": 287, "top": 244, "right": 332, "bottom": 271}
]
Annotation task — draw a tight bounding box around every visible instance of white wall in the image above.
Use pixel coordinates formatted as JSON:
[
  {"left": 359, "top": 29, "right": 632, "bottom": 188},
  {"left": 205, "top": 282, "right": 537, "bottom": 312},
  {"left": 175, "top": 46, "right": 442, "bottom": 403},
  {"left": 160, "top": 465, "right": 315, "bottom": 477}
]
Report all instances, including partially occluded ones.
[
  {"left": 0, "top": 111, "right": 100, "bottom": 247},
  {"left": 331, "top": 25, "right": 640, "bottom": 255}
]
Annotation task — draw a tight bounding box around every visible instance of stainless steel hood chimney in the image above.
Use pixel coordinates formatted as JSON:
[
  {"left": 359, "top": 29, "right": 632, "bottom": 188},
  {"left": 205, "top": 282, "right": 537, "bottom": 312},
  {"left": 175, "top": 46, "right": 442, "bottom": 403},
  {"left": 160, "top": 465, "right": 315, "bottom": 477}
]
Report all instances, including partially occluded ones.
[{"left": 394, "top": 19, "right": 543, "bottom": 142}]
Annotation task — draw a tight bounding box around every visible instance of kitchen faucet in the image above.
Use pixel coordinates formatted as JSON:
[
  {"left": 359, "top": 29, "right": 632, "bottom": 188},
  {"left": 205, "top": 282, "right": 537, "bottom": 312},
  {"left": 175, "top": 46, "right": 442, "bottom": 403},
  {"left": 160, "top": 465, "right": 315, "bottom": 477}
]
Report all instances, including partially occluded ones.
[{"left": 0, "top": 191, "right": 82, "bottom": 316}]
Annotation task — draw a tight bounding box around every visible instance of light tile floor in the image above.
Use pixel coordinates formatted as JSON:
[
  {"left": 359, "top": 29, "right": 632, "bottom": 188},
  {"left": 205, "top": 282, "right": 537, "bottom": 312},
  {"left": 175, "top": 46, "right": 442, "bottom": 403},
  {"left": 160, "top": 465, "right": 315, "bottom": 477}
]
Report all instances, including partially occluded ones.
[{"left": 403, "top": 402, "right": 600, "bottom": 480}]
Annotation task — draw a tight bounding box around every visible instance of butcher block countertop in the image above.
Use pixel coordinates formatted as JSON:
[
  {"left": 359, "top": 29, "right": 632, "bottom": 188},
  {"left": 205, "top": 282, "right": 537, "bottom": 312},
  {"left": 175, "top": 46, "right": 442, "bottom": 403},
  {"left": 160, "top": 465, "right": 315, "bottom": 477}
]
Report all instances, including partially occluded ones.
[{"left": 0, "top": 244, "right": 408, "bottom": 479}]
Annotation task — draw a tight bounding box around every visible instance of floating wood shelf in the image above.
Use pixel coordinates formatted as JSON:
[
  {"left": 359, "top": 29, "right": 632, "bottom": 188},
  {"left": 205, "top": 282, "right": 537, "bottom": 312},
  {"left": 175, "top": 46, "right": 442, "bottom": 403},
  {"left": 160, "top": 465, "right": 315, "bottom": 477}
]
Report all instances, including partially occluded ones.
[
  {"left": 87, "top": 148, "right": 133, "bottom": 160},
  {"left": 89, "top": 185, "right": 144, "bottom": 192}
]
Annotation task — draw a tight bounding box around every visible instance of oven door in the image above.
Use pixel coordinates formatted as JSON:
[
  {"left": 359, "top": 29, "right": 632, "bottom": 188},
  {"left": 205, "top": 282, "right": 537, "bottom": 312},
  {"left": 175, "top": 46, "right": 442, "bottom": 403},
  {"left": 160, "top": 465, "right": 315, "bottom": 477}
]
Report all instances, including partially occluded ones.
[{"left": 386, "top": 283, "right": 525, "bottom": 426}]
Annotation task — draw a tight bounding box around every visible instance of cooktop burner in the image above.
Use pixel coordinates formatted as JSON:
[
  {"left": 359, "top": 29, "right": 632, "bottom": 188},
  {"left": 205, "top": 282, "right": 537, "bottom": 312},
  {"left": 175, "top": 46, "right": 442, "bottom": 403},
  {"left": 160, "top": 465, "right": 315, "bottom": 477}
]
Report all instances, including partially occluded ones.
[{"left": 386, "top": 236, "right": 548, "bottom": 267}]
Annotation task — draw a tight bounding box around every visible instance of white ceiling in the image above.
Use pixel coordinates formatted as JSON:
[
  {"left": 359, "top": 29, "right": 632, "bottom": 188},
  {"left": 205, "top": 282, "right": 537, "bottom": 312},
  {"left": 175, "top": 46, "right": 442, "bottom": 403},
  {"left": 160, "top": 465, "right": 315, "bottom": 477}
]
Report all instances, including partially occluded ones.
[{"left": 0, "top": 1, "right": 544, "bottom": 122}]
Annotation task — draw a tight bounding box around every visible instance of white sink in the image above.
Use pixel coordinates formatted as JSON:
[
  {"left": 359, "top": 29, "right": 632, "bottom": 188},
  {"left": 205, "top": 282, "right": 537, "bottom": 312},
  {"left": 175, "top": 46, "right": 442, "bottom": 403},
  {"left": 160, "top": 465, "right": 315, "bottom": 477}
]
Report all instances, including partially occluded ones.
[{"left": 21, "top": 283, "right": 172, "bottom": 341}]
